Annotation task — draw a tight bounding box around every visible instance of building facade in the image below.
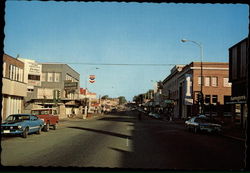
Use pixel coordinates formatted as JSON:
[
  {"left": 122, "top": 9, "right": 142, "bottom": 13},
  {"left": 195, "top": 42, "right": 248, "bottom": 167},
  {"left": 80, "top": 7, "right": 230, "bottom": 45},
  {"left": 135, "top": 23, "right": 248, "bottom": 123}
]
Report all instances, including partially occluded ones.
[
  {"left": 163, "top": 62, "right": 231, "bottom": 119},
  {"left": 228, "top": 37, "right": 248, "bottom": 128},
  {"left": 2, "top": 54, "right": 27, "bottom": 120},
  {"left": 24, "top": 63, "right": 80, "bottom": 118},
  {"left": 17, "top": 58, "right": 42, "bottom": 101},
  {"left": 162, "top": 65, "right": 185, "bottom": 117}
]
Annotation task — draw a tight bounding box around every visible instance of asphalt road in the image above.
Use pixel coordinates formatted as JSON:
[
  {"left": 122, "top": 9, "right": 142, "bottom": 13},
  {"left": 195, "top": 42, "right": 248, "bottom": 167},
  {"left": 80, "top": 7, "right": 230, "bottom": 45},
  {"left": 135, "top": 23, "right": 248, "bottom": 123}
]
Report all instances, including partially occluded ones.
[{"left": 1, "top": 111, "right": 246, "bottom": 170}]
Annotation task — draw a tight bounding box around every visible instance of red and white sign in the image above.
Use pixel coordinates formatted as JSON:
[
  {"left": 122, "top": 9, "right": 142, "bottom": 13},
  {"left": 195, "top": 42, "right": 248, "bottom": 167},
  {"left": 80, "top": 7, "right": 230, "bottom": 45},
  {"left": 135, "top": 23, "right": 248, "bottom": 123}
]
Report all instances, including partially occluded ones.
[{"left": 89, "top": 75, "right": 95, "bottom": 83}]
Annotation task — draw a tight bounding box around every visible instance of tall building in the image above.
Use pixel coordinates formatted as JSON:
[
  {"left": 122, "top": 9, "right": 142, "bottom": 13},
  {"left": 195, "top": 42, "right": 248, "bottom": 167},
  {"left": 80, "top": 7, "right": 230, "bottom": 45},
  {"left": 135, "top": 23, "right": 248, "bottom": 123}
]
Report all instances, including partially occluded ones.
[
  {"left": 2, "top": 54, "right": 27, "bottom": 120},
  {"left": 228, "top": 37, "right": 248, "bottom": 128}
]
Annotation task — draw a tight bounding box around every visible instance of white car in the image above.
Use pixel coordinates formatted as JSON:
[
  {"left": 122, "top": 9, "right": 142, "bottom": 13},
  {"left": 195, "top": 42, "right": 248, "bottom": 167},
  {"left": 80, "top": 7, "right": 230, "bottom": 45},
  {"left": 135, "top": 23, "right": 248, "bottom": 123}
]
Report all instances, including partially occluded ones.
[{"left": 185, "top": 115, "right": 222, "bottom": 134}]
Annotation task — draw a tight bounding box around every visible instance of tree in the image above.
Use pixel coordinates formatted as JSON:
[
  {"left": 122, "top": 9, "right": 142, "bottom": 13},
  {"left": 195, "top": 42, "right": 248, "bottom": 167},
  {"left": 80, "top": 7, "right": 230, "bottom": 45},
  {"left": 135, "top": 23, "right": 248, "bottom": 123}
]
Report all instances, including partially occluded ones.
[
  {"left": 118, "top": 96, "right": 127, "bottom": 105},
  {"left": 101, "top": 95, "right": 109, "bottom": 99}
]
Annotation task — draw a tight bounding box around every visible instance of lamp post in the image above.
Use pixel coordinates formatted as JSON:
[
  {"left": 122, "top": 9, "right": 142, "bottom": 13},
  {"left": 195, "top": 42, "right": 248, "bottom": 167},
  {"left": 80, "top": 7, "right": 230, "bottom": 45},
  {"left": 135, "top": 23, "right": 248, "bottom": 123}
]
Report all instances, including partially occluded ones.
[
  {"left": 181, "top": 39, "right": 204, "bottom": 114},
  {"left": 85, "top": 67, "right": 99, "bottom": 90},
  {"left": 83, "top": 67, "right": 99, "bottom": 119}
]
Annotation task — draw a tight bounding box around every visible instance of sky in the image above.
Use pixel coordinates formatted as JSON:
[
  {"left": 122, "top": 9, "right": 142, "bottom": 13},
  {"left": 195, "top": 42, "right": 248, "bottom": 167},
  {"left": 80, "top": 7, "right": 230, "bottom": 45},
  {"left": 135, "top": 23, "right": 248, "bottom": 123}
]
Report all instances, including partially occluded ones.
[{"left": 4, "top": 1, "right": 249, "bottom": 101}]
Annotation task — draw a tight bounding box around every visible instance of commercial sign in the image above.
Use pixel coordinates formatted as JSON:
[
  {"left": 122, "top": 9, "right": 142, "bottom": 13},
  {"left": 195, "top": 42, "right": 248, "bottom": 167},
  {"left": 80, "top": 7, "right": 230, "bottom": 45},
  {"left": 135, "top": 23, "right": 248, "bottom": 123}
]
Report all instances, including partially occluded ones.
[
  {"left": 184, "top": 74, "right": 193, "bottom": 105},
  {"left": 27, "top": 61, "right": 41, "bottom": 75},
  {"left": 64, "top": 80, "right": 78, "bottom": 90},
  {"left": 89, "top": 75, "right": 96, "bottom": 83},
  {"left": 226, "top": 96, "right": 246, "bottom": 104}
]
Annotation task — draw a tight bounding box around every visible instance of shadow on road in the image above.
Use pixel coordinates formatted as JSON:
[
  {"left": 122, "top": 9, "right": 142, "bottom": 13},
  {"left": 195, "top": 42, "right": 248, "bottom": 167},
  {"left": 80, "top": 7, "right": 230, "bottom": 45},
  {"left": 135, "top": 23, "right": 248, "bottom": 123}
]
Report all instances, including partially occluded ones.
[
  {"left": 70, "top": 111, "right": 245, "bottom": 170},
  {"left": 68, "top": 126, "right": 132, "bottom": 140}
]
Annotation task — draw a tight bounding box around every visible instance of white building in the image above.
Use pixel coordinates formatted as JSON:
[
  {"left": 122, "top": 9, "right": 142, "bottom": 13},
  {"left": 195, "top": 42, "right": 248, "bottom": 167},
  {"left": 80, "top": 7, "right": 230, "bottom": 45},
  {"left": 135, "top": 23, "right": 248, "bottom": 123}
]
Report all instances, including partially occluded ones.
[
  {"left": 17, "top": 58, "right": 42, "bottom": 93},
  {"left": 2, "top": 54, "right": 27, "bottom": 120}
]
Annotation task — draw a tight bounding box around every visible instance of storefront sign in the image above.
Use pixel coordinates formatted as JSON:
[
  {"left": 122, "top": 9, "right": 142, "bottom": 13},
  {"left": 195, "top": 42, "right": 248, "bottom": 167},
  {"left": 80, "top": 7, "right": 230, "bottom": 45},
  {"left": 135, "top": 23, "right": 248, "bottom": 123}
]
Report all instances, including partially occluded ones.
[
  {"left": 64, "top": 80, "right": 78, "bottom": 90},
  {"left": 28, "top": 61, "right": 41, "bottom": 75}
]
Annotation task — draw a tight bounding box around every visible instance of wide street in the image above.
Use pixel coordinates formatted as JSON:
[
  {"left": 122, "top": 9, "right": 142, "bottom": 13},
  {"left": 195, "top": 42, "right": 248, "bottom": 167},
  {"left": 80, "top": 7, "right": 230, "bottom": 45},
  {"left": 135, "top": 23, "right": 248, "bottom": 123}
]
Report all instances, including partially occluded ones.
[{"left": 1, "top": 110, "right": 245, "bottom": 170}]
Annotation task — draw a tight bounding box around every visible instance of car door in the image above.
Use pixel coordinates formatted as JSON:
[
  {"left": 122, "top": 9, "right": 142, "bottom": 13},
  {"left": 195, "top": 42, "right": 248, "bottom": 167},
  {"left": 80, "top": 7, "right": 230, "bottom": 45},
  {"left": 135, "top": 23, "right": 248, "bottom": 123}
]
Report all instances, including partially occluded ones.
[{"left": 30, "top": 115, "right": 41, "bottom": 132}]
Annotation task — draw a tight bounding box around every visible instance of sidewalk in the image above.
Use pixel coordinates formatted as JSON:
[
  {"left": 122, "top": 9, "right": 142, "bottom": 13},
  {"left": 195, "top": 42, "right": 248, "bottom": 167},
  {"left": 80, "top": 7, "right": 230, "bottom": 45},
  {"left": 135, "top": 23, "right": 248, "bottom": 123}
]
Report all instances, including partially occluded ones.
[
  {"left": 60, "top": 113, "right": 105, "bottom": 121},
  {"left": 170, "top": 118, "right": 246, "bottom": 142},
  {"left": 222, "top": 125, "right": 246, "bottom": 142}
]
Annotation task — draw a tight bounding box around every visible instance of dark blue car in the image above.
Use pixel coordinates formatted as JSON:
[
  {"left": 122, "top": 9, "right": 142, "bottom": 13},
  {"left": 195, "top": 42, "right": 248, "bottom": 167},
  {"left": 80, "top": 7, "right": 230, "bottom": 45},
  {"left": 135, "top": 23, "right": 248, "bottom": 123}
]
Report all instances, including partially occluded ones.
[{"left": 1, "top": 114, "right": 44, "bottom": 138}]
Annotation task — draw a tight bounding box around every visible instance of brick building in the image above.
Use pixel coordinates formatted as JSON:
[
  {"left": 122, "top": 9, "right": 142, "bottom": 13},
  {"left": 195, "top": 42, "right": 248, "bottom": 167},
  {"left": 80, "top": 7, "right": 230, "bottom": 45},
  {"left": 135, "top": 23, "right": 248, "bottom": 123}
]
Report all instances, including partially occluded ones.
[{"left": 162, "top": 62, "right": 231, "bottom": 119}]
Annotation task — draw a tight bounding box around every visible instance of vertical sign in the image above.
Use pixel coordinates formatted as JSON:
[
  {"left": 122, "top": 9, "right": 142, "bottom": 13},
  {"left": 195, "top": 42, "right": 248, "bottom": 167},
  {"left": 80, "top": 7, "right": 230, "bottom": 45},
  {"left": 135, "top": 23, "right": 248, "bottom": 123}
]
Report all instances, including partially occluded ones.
[{"left": 89, "top": 75, "right": 95, "bottom": 83}]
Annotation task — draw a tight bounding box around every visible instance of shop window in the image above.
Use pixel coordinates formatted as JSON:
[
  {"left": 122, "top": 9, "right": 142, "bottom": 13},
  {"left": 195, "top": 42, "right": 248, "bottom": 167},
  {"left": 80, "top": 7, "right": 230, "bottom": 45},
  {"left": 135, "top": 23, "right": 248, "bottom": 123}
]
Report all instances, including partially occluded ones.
[
  {"left": 205, "top": 95, "right": 210, "bottom": 105},
  {"left": 28, "top": 74, "right": 40, "bottom": 81},
  {"left": 212, "top": 95, "right": 218, "bottom": 104}
]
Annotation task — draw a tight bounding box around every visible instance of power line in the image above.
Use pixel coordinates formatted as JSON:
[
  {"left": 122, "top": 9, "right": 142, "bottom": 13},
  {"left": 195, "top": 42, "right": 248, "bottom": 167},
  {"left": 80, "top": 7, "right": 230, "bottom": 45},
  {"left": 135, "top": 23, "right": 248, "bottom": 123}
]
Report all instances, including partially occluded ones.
[{"left": 56, "top": 62, "right": 178, "bottom": 66}]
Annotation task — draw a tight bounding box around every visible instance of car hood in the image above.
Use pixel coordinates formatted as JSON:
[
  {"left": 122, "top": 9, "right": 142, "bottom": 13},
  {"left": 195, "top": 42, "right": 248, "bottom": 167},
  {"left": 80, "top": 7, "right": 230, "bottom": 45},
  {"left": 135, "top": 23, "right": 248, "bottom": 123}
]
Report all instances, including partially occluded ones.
[
  {"left": 1, "top": 121, "right": 23, "bottom": 126},
  {"left": 200, "top": 122, "right": 221, "bottom": 127}
]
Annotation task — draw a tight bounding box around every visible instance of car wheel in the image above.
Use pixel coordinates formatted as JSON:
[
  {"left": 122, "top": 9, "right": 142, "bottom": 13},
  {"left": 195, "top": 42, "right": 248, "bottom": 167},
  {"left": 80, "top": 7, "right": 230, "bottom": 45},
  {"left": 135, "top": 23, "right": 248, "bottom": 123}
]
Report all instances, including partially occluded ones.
[
  {"left": 22, "top": 127, "right": 29, "bottom": 138},
  {"left": 52, "top": 124, "right": 57, "bottom": 130},
  {"left": 44, "top": 123, "right": 50, "bottom": 132},
  {"left": 36, "top": 126, "right": 42, "bottom": 134}
]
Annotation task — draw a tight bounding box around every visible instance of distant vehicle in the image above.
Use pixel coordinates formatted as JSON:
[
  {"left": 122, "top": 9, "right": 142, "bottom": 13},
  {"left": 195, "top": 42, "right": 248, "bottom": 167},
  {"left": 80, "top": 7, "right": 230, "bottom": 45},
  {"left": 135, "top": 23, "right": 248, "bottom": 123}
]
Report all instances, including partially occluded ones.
[
  {"left": 185, "top": 115, "right": 222, "bottom": 134},
  {"left": 1, "top": 114, "right": 44, "bottom": 138},
  {"left": 31, "top": 108, "right": 59, "bottom": 131},
  {"left": 148, "top": 112, "right": 163, "bottom": 119}
]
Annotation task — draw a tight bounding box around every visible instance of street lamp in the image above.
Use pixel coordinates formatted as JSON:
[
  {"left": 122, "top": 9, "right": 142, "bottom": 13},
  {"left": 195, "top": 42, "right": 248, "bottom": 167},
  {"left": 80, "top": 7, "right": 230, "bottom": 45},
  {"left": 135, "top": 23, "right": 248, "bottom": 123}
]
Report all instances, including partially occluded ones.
[{"left": 181, "top": 38, "right": 204, "bottom": 114}]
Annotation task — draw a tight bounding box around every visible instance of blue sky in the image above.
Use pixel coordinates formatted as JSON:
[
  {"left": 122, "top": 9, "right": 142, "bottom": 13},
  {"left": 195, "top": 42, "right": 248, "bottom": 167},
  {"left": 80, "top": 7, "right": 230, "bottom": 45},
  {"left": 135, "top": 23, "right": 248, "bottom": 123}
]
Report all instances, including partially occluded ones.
[{"left": 4, "top": 1, "right": 248, "bottom": 101}]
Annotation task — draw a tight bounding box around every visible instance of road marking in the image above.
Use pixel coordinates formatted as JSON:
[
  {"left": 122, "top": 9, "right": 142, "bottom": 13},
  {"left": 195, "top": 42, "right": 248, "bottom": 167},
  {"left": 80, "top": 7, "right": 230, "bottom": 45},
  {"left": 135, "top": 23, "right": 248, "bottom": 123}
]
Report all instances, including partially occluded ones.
[{"left": 126, "top": 137, "right": 129, "bottom": 147}]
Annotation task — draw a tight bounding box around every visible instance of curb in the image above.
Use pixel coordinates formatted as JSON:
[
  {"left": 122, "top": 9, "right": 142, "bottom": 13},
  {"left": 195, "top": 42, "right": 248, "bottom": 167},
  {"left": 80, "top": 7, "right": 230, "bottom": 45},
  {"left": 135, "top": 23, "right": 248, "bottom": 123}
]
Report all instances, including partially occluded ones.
[{"left": 221, "top": 134, "right": 246, "bottom": 142}]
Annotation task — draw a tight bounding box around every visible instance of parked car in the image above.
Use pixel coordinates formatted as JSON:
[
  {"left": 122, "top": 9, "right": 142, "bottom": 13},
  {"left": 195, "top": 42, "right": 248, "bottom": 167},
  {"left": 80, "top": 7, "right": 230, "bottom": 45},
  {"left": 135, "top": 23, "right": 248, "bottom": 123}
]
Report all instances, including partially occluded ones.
[
  {"left": 185, "top": 115, "right": 222, "bottom": 134},
  {"left": 31, "top": 108, "right": 59, "bottom": 131},
  {"left": 148, "top": 112, "right": 163, "bottom": 119},
  {"left": 1, "top": 114, "right": 44, "bottom": 138}
]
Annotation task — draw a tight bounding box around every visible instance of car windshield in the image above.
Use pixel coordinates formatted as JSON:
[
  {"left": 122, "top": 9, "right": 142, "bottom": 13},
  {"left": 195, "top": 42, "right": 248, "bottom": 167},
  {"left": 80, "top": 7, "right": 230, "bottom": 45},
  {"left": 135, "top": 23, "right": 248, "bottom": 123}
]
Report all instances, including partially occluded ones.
[
  {"left": 5, "top": 115, "right": 30, "bottom": 121},
  {"left": 194, "top": 118, "right": 209, "bottom": 123},
  {"left": 32, "top": 110, "right": 50, "bottom": 115}
]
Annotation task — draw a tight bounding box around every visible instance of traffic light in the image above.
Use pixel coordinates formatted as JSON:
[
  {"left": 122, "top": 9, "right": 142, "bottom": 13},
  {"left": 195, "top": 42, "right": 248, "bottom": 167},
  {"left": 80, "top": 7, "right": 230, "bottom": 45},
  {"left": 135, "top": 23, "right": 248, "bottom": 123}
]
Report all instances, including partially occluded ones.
[
  {"left": 197, "top": 92, "right": 203, "bottom": 105},
  {"left": 57, "top": 90, "right": 61, "bottom": 100}
]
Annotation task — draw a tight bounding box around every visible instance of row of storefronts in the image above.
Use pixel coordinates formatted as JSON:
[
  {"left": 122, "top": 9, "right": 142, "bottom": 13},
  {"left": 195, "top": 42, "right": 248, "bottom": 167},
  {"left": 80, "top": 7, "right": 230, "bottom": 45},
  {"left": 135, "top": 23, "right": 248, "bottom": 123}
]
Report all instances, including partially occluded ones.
[
  {"left": 1, "top": 54, "right": 119, "bottom": 121},
  {"left": 134, "top": 37, "right": 248, "bottom": 128}
]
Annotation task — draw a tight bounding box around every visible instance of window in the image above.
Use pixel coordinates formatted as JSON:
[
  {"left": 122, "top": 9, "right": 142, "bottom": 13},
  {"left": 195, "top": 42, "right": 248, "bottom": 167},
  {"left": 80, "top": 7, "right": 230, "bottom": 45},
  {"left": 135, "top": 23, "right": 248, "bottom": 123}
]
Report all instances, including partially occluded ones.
[
  {"left": 204, "top": 77, "right": 210, "bottom": 86},
  {"left": 14, "top": 66, "right": 18, "bottom": 81},
  {"left": 9, "top": 64, "right": 12, "bottom": 79},
  {"left": 211, "top": 77, "right": 218, "bottom": 87},
  {"left": 3, "top": 62, "right": 6, "bottom": 77},
  {"left": 205, "top": 95, "right": 210, "bottom": 105},
  {"left": 41, "top": 73, "right": 46, "bottom": 82},
  {"left": 198, "top": 76, "right": 202, "bottom": 85},
  {"left": 13, "top": 66, "right": 16, "bottom": 80},
  {"left": 28, "top": 74, "right": 40, "bottom": 80},
  {"left": 223, "top": 78, "right": 231, "bottom": 87},
  {"left": 10, "top": 65, "right": 14, "bottom": 80},
  {"left": 16, "top": 67, "right": 19, "bottom": 81},
  {"left": 20, "top": 69, "right": 23, "bottom": 82},
  {"left": 212, "top": 95, "right": 218, "bottom": 104},
  {"left": 47, "top": 73, "right": 53, "bottom": 82},
  {"left": 54, "top": 73, "right": 60, "bottom": 82}
]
